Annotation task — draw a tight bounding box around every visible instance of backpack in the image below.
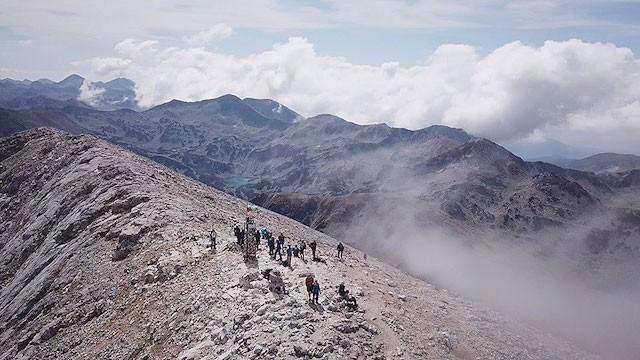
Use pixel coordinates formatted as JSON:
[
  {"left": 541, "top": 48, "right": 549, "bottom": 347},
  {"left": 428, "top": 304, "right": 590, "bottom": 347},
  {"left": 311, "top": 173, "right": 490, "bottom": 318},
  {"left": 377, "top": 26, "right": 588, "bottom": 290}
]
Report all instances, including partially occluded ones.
[{"left": 305, "top": 275, "right": 314, "bottom": 287}]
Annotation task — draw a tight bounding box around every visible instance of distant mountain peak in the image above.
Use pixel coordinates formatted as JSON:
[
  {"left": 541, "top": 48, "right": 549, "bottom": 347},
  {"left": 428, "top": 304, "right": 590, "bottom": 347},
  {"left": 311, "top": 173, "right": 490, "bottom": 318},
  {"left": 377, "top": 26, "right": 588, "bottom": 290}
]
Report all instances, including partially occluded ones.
[
  {"left": 216, "top": 93, "right": 242, "bottom": 102},
  {"left": 167, "top": 99, "right": 188, "bottom": 105},
  {"left": 242, "top": 97, "right": 303, "bottom": 123},
  {"left": 545, "top": 152, "right": 640, "bottom": 173},
  {"left": 59, "top": 74, "right": 85, "bottom": 87},
  {"left": 104, "top": 77, "right": 135, "bottom": 89}
]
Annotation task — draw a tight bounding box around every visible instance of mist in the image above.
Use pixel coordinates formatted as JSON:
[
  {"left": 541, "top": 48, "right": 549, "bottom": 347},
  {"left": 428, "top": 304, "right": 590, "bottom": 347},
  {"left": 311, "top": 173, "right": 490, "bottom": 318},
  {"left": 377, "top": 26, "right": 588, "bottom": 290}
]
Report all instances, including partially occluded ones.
[{"left": 344, "top": 199, "right": 640, "bottom": 359}]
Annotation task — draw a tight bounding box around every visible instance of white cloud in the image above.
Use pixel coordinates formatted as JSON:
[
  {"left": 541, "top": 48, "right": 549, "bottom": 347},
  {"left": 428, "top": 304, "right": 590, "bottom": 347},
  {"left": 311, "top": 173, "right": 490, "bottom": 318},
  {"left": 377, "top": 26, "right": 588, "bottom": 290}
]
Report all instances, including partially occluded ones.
[
  {"left": 441, "top": 39, "right": 640, "bottom": 139},
  {"left": 114, "top": 39, "right": 158, "bottom": 58},
  {"left": 18, "top": 39, "right": 35, "bottom": 47},
  {"left": 90, "top": 37, "right": 640, "bottom": 143},
  {"left": 184, "top": 24, "right": 233, "bottom": 46},
  {"left": 90, "top": 57, "right": 132, "bottom": 75},
  {"left": 78, "top": 80, "right": 105, "bottom": 106}
]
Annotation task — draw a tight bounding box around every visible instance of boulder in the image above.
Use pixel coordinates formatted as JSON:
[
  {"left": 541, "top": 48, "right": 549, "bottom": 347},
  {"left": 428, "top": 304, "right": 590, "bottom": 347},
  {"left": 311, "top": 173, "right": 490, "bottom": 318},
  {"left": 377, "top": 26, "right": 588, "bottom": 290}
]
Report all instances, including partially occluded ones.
[
  {"left": 293, "top": 345, "right": 311, "bottom": 358},
  {"left": 268, "top": 270, "right": 285, "bottom": 294},
  {"left": 239, "top": 271, "right": 262, "bottom": 289},
  {"left": 143, "top": 265, "right": 159, "bottom": 284}
]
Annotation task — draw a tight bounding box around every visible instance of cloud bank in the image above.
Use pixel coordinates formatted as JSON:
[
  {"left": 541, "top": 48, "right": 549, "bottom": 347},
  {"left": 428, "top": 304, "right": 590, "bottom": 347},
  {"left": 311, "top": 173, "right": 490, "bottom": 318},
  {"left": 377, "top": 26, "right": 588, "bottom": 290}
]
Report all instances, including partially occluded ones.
[
  {"left": 78, "top": 80, "right": 105, "bottom": 106},
  {"left": 184, "top": 24, "right": 233, "bottom": 46},
  {"left": 88, "top": 35, "right": 640, "bottom": 143}
]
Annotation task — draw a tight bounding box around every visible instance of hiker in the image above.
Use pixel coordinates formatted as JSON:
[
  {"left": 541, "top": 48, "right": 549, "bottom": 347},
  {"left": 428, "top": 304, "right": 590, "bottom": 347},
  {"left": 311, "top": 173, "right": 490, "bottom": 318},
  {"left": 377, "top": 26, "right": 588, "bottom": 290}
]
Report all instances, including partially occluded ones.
[
  {"left": 255, "top": 229, "right": 261, "bottom": 249},
  {"left": 268, "top": 234, "right": 275, "bottom": 256},
  {"left": 275, "top": 236, "right": 283, "bottom": 261},
  {"left": 312, "top": 280, "right": 321, "bottom": 303},
  {"left": 338, "top": 283, "right": 357, "bottom": 309},
  {"left": 310, "top": 240, "right": 317, "bottom": 260},
  {"left": 286, "top": 245, "right": 293, "bottom": 267},
  {"left": 262, "top": 268, "right": 272, "bottom": 280},
  {"left": 278, "top": 233, "right": 285, "bottom": 248},
  {"left": 337, "top": 242, "right": 344, "bottom": 258},
  {"left": 209, "top": 228, "right": 217, "bottom": 251},
  {"left": 299, "top": 240, "right": 306, "bottom": 260},
  {"left": 233, "top": 225, "right": 241, "bottom": 245},
  {"left": 305, "top": 274, "right": 314, "bottom": 301}
]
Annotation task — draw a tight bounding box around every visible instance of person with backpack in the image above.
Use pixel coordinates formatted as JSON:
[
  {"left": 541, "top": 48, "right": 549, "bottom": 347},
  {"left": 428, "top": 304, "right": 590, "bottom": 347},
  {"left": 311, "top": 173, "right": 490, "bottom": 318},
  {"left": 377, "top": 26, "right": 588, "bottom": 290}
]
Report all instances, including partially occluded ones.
[
  {"left": 275, "top": 236, "right": 283, "bottom": 261},
  {"left": 299, "top": 240, "right": 306, "bottom": 261},
  {"left": 337, "top": 242, "right": 344, "bottom": 258},
  {"left": 310, "top": 240, "right": 317, "bottom": 260},
  {"left": 268, "top": 234, "right": 275, "bottom": 256},
  {"left": 312, "top": 280, "right": 321, "bottom": 304},
  {"left": 338, "top": 283, "right": 357, "bottom": 309},
  {"left": 305, "top": 274, "right": 314, "bottom": 301},
  {"left": 278, "top": 233, "right": 285, "bottom": 248},
  {"left": 233, "top": 225, "right": 241, "bottom": 245},
  {"left": 286, "top": 245, "right": 293, "bottom": 267},
  {"left": 209, "top": 228, "right": 217, "bottom": 252}
]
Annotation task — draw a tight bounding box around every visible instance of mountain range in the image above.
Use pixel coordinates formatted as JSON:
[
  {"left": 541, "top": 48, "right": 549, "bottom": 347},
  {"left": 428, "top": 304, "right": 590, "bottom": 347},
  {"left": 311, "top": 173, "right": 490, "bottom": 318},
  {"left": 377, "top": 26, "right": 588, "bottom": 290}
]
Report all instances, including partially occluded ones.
[
  {"left": 543, "top": 153, "right": 640, "bottom": 173},
  {"left": 2, "top": 76, "right": 640, "bottom": 358},
  {"left": 503, "top": 138, "right": 603, "bottom": 161},
  {"left": 1, "top": 75, "right": 639, "bottom": 278},
  {"left": 0, "top": 74, "right": 138, "bottom": 111}
]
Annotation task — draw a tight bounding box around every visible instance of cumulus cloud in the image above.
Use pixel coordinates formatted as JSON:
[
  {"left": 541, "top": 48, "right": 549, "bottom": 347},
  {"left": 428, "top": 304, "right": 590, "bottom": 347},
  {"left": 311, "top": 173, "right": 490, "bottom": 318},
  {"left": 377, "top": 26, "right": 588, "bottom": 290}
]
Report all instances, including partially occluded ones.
[
  {"left": 114, "top": 39, "right": 158, "bottom": 58},
  {"left": 184, "top": 24, "right": 233, "bottom": 46},
  {"left": 90, "top": 57, "right": 132, "bottom": 75},
  {"left": 90, "top": 37, "right": 640, "bottom": 142},
  {"left": 18, "top": 39, "right": 35, "bottom": 47},
  {"left": 442, "top": 40, "right": 640, "bottom": 139},
  {"left": 78, "top": 80, "right": 105, "bottom": 106}
]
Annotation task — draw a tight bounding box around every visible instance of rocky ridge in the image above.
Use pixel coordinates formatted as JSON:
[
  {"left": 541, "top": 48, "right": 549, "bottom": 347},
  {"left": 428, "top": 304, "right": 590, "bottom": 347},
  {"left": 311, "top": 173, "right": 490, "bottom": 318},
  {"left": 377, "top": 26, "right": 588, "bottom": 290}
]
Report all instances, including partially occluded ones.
[
  {"left": 0, "top": 128, "right": 595, "bottom": 359},
  {"left": 2, "top": 95, "right": 639, "bottom": 246}
]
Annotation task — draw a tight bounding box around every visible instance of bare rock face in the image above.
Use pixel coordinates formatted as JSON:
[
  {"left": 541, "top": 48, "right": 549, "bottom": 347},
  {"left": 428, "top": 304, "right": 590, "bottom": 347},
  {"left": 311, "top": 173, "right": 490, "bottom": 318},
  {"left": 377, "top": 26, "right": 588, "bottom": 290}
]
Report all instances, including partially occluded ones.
[{"left": 0, "top": 128, "right": 598, "bottom": 359}]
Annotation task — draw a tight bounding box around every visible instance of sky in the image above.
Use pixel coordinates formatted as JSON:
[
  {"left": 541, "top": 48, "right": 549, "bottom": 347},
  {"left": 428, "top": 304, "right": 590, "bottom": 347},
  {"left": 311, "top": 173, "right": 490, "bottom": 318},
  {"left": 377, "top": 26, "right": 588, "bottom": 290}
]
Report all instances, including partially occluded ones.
[{"left": 1, "top": 0, "right": 640, "bottom": 154}]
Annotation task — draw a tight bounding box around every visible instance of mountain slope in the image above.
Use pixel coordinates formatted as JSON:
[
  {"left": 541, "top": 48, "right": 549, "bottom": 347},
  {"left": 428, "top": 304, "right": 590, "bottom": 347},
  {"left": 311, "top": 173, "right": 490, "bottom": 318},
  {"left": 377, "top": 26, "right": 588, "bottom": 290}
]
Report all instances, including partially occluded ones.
[
  {"left": 0, "top": 75, "right": 138, "bottom": 111},
  {"left": 242, "top": 97, "right": 303, "bottom": 123},
  {"left": 0, "top": 128, "right": 597, "bottom": 359},
  {"left": 548, "top": 153, "right": 640, "bottom": 173},
  {"left": 503, "top": 138, "right": 601, "bottom": 160},
  {"left": 1, "top": 98, "right": 639, "bottom": 251}
]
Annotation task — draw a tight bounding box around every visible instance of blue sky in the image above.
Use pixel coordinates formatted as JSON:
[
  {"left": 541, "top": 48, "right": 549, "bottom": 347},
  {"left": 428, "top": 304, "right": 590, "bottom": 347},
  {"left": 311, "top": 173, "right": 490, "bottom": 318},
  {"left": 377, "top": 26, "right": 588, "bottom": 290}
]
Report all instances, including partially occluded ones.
[
  {"left": 2, "top": 0, "right": 639, "bottom": 79},
  {"left": 1, "top": 1, "right": 640, "bottom": 154}
]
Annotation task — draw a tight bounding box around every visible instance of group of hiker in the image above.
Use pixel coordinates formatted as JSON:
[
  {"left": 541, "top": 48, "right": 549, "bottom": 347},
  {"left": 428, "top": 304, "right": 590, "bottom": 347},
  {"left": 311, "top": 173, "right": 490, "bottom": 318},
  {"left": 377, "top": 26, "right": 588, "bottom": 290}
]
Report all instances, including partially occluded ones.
[
  {"left": 304, "top": 273, "right": 357, "bottom": 309},
  {"left": 233, "top": 225, "right": 245, "bottom": 247},
  {"left": 226, "top": 222, "right": 358, "bottom": 309},
  {"left": 232, "top": 224, "right": 326, "bottom": 268}
]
